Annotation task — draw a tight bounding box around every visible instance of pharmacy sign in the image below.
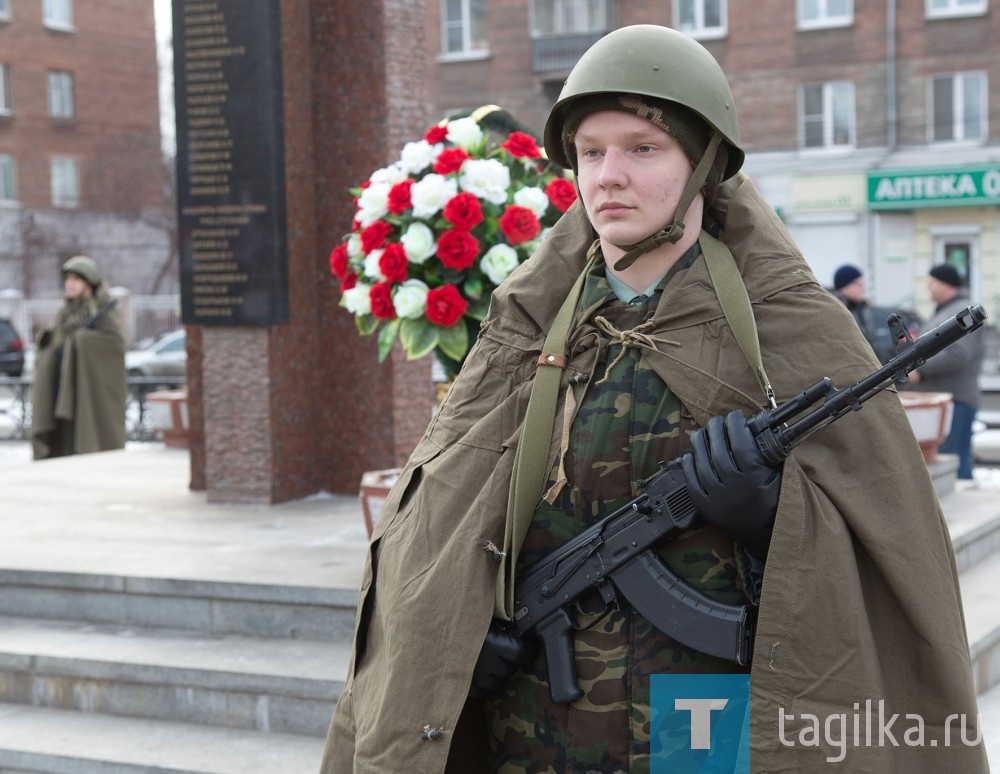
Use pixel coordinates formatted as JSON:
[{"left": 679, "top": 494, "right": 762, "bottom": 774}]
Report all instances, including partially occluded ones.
[{"left": 868, "top": 165, "right": 1000, "bottom": 210}]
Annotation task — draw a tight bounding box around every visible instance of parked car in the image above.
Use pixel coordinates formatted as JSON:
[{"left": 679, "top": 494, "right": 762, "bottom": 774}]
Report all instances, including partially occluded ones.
[
  {"left": 0, "top": 318, "right": 25, "bottom": 377},
  {"left": 126, "top": 329, "right": 186, "bottom": 378}
]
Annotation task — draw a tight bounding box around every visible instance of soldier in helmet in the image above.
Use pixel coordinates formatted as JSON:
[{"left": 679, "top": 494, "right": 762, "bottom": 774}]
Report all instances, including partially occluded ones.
[
  {"left": 30, "top": 255, "right": 127, "bottom": 459},
  {"left": 321, "top": 25, "right": 985, "bottom": 773}
]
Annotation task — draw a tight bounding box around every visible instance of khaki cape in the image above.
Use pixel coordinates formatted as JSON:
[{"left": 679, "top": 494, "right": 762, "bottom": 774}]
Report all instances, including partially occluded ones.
[
  {"left": 30, "top": 302, "right": 127, "bottom": 459},
  {"left": 322, "top": 173, "right": 987, "bottom": 772}
]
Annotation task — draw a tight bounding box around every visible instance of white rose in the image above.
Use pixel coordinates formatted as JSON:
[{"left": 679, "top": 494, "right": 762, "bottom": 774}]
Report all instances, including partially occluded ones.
[
  {"left": 393, "top": 279, "right": 430, "bottom": 319},
  {"left": 364, "top": 249, "right": 386, "bottom": 282},
  {"left": 459, "top": 159, "right": 511, "bottom": 206},
  {"left": 369, "top": 164, "right": 407, "bottom": 187},
  {"left": 399, "top": 141, "right": 436, "bottom": 175},
  {"left": 513, "top": 186, "right": 550, "bottom": 218},
  {"left": 446, "top": 116, "right": 484, "bottom": 152},
  {"left": 341, "top": 283, "right": 372, "bottom": 316},
  {"left": 346, "top": 233, "right": 363, "bottom": 259},
  {"left": 480, "top": 244, "right": 520, "bottom": 285},
  {"left": 410, "top": 173, "right": 458, "bottom": 218},
  {"left": 356, "top": 183, "right": 390, "bottom": 227},
  {"left": 401, "top": 222, "right": 437, "bottom": 264}
]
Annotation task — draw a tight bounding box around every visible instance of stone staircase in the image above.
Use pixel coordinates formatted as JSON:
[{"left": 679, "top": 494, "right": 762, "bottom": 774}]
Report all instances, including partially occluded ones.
[
  {"left": 0, "top": 571, "right": 358, "bottom": 773},
  {"left": 0, "top": 480, "right": 997, "bottom": 771}
]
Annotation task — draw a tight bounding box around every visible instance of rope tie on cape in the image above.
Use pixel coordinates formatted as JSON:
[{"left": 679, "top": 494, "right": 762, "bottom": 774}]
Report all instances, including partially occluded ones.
[{"left": 592, "top": 316, "right": 678, "bottom": 386}]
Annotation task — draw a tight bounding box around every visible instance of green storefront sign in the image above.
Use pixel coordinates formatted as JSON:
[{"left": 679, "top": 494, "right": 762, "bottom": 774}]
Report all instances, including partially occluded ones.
[{"left": 868, "top": 165, "right": 1000, "bottom": 210}]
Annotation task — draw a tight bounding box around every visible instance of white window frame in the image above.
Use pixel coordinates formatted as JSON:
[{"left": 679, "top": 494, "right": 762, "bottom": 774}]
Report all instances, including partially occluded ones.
[
  {"left": 42, "top": 0, "right": 74, "bottom": 30},
  {"left": 0, "top": 154, "right": 16, "bottom": 203},
  {"left": 0, "top": 0, "right": 11, "bottom": 22},
  {"left": 800, "top": 81, "right": 856, "bottom": 150},
  {"left": 47, "top": 70, "right": 74, "bottom": 119},
  {"left": 440, "top": 0, "right": 488, "bottom": 60},
  {"left": 51, "top": 157, "right": 79, "bottom": 208},
  {"left": 797, "top": 0, "right": 853, "bottom": 30},
  {"left": 674, "top": 0, "right": 727, "bottom": 40},
  {"left": 530, "top": 0, "right": 613, "bottom": 36},
  {"left": 925, "top": 0, "right": 987, "bottom": 19},
  {"left": 0, "top": 63, "right": 12, "bottom": 115},
  {"left": 928, "top": 71, "right": 987, "bottom": 144}
]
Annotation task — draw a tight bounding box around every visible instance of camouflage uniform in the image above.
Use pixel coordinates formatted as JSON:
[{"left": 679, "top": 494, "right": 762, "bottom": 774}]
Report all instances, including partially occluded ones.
[{"left": 484, "top": 247, "right": 751, "bottom": 773}]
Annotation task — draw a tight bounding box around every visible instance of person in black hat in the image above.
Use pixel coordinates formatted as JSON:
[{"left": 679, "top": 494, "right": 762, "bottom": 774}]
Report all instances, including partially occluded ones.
[
  {"left": 831, "top": 264, "right": 894, "bottom": 363},
  {"left": 908, "top": 264, "right": 984, "bottom": 479}
]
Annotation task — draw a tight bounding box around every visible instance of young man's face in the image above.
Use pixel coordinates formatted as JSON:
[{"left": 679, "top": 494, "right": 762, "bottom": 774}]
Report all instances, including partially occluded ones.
[
  {"left": 573, "top": 110, "right": 697, "bottom": 254},
  {"left": 64, "top": 273, "right": 92, "bottom": 300}
]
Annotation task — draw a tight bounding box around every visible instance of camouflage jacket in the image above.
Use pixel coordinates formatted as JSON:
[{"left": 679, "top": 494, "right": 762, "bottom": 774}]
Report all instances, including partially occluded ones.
[{"left": 321, "top": 174, "right": 987, "bottom": 773}]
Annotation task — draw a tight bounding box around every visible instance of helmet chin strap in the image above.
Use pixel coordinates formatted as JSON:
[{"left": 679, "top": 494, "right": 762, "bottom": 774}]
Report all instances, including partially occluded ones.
[{"left": 612, "top": 132, "right": 723, "bottom": 272}]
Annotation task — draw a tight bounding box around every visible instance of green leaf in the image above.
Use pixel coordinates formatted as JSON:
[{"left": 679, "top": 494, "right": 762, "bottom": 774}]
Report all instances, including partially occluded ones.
[
  {"left": 437, "top": 319, "right": 469, "bottom": 362},
  {"left": 466, "top": 299, "right": 491, "bottom": 321},
  {"left": 400, "top": 318, "right": 440, "bottom": 361},
  {"left": 356, "top": 315, "right": 378, "bottom": 336},
  {"left": 463, "top": 276, "right": 484, "bottom": 300},
  {"left": 376, "top": 318, "right": 401, "bottom": 362}
]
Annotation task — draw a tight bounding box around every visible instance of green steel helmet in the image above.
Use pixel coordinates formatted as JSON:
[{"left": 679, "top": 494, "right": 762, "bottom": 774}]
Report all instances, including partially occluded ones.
[
  {"left": 543, "top": 24, "right": 744, "bottom": 179},
  {"left": 61, "top": 255, "right": 103, "bottom": 289}
]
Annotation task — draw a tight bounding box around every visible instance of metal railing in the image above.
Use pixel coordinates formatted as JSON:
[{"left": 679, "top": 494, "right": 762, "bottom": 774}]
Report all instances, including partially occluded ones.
[{"left": 0, "top": 374, "right": 185, "bottom": 443}]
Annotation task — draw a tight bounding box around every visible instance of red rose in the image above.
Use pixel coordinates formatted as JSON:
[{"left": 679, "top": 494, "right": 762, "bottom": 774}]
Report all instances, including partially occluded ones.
[
  {"left": 433, "top": 148, "right": 471, "bottom": 175},
  {"left": 387, "top": 180, "right": 414, "bottom": 214},
  {"left": 369, "top": 282, "right": 396, "bottom": 320},
  {"left": 502, "top": 131, "right": 541, "bottom": 159},
  {"left": 379, "top": 242, "right": 408, "bottom": 283},
  {"left": 436, "top": 229, "right": 480, "bottom": 270},
  {"left": 360, "top": 220, "right": 393, "bottom": 254},
  {"left": 498, "top": 205, "right": 541, "bottom": 245},
  {"left": 424, "top": 124, "right": 448, "bottom": 144},
  {"left": 341, "top": 272, "right": 358, "bottom": 291},
  {"left": 443, "top": 192, "right": 484, "bottom": 230},
  {"left": 329, "top": 243, "right": 349, "bottom": 280},
  {"left": 425, "top": 284, "right": 467, "bottom": 327},
  {"left": 545, "top": 178, "right": 578, "bottom": 213}
]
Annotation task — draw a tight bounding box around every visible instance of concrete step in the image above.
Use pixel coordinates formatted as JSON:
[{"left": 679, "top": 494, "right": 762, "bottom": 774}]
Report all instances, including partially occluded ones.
[
  {"left": 0, "top": 569, "right": 359, "bottom": 642},
  {"left": 940, "top": 485, "right": 1000, "bottom": 574},
  {"left": 0, "top": 616, "right": 348, "bottom": 737},
  {"left": 0, "top": 702, "right": 324, "bottom": 774},
  {"left": 960, "top": 557, "right": 1000, "bottom": 698}
]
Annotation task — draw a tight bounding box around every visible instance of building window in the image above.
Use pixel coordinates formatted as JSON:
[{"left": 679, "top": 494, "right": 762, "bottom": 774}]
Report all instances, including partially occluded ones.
[
  {"left": 532, "top": 0, "right": 613, "bottom": 35},
  {"left": 929, "top": 72, "right": 987, "bottom": 143},
  {"left": 0, "top": 155, "right": 16, "bottom": 202},
  {"left": 47, "top": 70, "right": 74, "bottom": 119},
  {"left": 926, "top": 0, "right": 987, "bottom": 18},
  {"left": 798, "top": 0, "right": 853, "bottom": 29},
  {"left": 441, "top": 0, "right": 487, "bottom": 57},
  {"left": 675, "top": 0, "right": 727, "bottom": 39},
  {"left": 0, "top": 0, "right": 11, "bottom": 21},
  {"left": 801, "top": 81, "right": 855, "bottom": 148},
  {"left": 51, "top": 157, "right": 79, "bottom": 208},
  {"left": 43, "top": 0, "right": 73, "bottom": 29},
  {"left": 0, "top": 63, "right": 12, "bottom": 114}
]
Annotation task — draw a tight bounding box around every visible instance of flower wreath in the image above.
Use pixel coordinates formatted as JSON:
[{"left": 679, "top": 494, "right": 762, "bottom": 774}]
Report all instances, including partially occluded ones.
[{"left": 329, "top": 106, "right": 577, "bottom": 377}]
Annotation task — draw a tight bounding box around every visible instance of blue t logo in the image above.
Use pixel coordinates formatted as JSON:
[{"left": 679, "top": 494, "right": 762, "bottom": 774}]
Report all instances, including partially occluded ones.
[{"left": 651, "top": 674, "right": 750, "bottom": 773}]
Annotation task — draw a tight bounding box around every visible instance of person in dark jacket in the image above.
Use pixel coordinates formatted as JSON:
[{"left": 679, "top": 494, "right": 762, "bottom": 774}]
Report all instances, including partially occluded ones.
[
  {"left": 30, "top": 255, "right": 127, "bottom": 459},
  {"left": 831, "top": 264, "right": 895, "bottom": 363},
  {"left": 908, "top": 263, "right": 985, "bottom": 479}
]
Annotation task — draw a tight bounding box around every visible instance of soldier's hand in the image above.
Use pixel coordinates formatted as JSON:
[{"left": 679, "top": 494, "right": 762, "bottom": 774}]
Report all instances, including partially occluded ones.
[
  {"left": 681, "top": 409, "right": 782, "bottom": 558},
  {"left": 469, "top": 620, "right": 536, "bottom": 698}
]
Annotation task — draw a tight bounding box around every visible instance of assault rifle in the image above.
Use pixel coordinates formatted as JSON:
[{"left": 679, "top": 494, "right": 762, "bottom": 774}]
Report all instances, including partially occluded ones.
[{"left": 512, "top": 305, "right": 987, "bottom": 704}]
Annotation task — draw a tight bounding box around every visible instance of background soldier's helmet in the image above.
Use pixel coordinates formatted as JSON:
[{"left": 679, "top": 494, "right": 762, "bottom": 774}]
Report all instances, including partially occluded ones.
[{"left": 543, "top": 24, "right": 744, "bottom": 181}]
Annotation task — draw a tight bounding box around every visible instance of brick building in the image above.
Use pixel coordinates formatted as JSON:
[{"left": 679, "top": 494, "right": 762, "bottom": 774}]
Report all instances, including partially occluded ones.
[
  {"left": 425, "top": 0, "right": 1000, "bottom": 322},
  {"left": 0, "top": 0, "right": 171, "bottom": 304}
]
